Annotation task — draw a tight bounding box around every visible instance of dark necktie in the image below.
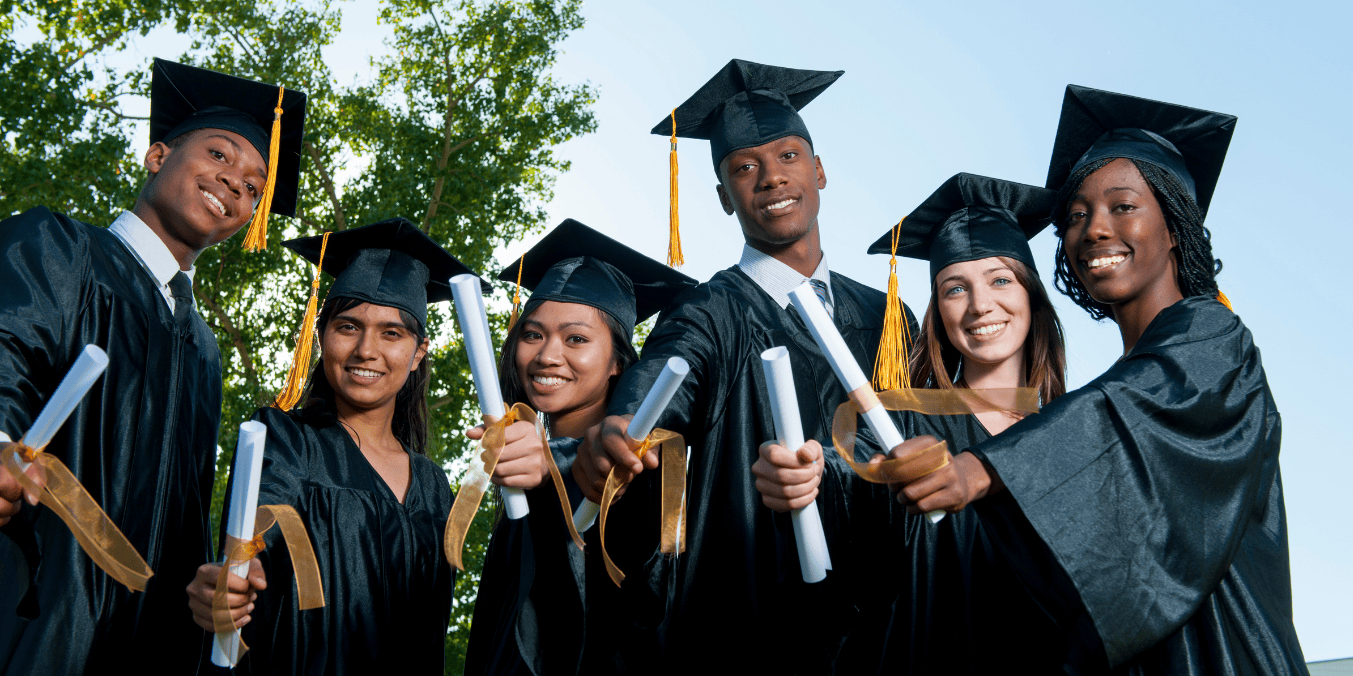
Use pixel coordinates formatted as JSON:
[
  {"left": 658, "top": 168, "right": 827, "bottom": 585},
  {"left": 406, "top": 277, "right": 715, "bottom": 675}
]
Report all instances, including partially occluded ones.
[
  {"left": 809, "top": 278, "right": 833, "bottom": 320},
  {"left": 169, "top": 271, "right": 194, "bottom": 325}
]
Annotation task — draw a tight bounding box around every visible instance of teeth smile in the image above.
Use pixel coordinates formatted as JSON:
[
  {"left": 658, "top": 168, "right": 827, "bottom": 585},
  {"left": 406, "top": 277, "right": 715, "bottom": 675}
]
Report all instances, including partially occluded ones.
[
  {"left": 202, "top": 190, "right": 226, "bottom": 217},
  {"left": 348, "top": 367, "right": 381, "bottom": 378},
  {"left": 766, "top": 198, "right": 796, "bottom": 211},
  {"left": 534, "top": 376, "right": 566, "bottom": 386},
  {"left": 968, "top": 322, "right": 1006, "bottom": 337},
  {"left": 1088, "top": 254, "right": 1127, "bottom": 269}
]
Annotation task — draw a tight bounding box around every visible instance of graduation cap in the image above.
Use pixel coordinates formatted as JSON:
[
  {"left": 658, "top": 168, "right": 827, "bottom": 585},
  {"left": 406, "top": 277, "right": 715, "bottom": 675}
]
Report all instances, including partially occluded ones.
[
  {"left": 869, "top": 173, "right": 1059, "bottom": 281},
  {"left": 648, "top": 58, "right": 843, "bottom": 267},
  {"left": 499, "top": 219, "right": 698, "bottom": 334},
  {"left": 272, "top": 218, "right": 481, "bottom": 410},
  {"left": 1046, "top": 85, "right": 1236, "bottom": 219},
  {"left": 150, "top": 58, "right": 308, "bottom": 250}
]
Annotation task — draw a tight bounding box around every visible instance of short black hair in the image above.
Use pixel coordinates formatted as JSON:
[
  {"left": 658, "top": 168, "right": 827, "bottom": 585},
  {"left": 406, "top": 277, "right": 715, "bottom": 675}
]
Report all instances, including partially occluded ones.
[{"left": 1052, "top": 157, "right": 1223, "bottom": 321}]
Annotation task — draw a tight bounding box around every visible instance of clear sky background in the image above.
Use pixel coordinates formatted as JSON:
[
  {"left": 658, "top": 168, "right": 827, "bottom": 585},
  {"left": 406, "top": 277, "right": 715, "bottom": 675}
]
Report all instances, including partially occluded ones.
[{"left": 79, "top": 0, "right": 1353, "bottom": 660}]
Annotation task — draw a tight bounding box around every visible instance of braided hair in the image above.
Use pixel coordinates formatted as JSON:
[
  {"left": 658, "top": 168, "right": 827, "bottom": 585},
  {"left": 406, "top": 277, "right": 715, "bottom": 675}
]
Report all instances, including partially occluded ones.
[{"left": 1052, "top": 157, "right": 1223, "bottom": 321}]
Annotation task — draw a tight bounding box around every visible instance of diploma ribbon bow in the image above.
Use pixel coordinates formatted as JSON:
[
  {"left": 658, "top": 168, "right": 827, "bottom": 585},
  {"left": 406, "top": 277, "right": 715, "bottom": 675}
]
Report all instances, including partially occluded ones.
[
  {"left": 2, "top": 439, "right": 154, "bottom": 591},
  {"left": 831, "top": 387, "right": 1041, "bottom": 485},
  {"left": 599, "top": 427, "right": 687, "bottom": 587},
  {"left": 444, "top": 403, "right": 585, "bottom": 570},
  {"left": 211, "top": 504, "right": 324, "bottom": 655}
]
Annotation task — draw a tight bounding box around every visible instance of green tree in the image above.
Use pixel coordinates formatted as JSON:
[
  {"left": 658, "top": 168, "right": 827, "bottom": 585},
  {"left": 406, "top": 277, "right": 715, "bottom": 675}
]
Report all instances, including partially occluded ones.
[{"left": 0, "top": 1, "right": 596, "bottom": 671}]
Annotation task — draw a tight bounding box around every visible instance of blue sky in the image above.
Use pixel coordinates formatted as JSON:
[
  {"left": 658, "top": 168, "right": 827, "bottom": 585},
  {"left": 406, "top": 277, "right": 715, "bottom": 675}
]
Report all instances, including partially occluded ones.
[{"left": 74, "top": 0, "right": 1353, "bottom": 660}]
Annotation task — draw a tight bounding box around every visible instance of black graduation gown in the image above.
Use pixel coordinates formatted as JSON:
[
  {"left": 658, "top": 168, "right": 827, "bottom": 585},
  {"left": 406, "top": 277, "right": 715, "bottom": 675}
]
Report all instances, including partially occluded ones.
[
  {"left": 967, "top": 297, "right": 1308, "bottom": 674},
  {"left": 0, "top": 207, "right": 220, "bottom": 674},
  {"left": 845, "top": 411, "right": 1063, "bottom": 676},
  {"left": 464, "top": 437, "right": 596, "bottom": 676},
  {"left": 602, "top": 266, "right": 918, "bottom": 674},
  {"left": 234, "top": 407, "right": 456, "bottom": 676}
]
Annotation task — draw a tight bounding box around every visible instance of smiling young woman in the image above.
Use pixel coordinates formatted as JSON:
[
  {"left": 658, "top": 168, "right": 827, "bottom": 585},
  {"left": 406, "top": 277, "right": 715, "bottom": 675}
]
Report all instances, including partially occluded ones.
[
  {"left": 898, "top": 87, "right": 1308, "bottom": 674},
  {"left": 463, "top": 219, "right": 695, "bottom": 676},
  {"left": 184, "top": 218, "right": 475, "bottom": 675}
]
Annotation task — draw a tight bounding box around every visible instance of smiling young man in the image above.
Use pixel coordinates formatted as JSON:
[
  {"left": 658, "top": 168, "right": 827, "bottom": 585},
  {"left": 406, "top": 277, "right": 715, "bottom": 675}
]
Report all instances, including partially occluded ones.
[
  {"left": 0, "top": 59, "right": 305, "bottom": 674},
  {"left": 569, "top": 59, "right": 919, "bottom": 673}
]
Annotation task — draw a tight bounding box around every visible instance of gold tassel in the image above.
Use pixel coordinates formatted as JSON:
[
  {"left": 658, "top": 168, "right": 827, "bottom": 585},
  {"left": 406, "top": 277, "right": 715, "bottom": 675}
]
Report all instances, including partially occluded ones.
[
  {"left": 274, "top": 231, "right": 330, "bottom": 411},
  {"left": 1216, "top": 289, "right": 1232, "bottom": 311},
  {"left": 667, "top": 109, "right": 683, "bottom": 268},
  {"left": 506, "top": 253, "right": 525, "bottom": 331},
  {"left": 872, "top": 218, "right": 911, "bottom": 390},
  {"left": 242, "top": 85, "right": 286, "bottom": 252}
]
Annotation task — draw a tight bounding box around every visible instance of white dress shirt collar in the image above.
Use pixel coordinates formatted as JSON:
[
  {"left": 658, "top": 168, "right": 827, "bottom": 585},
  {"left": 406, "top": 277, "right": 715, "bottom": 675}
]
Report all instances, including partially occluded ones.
[
  {"left": 108, "top": 210, "right": 195, "bottom": 311},
  {"left": 736, "top": 244, "right": 832, "bottom": 310}
]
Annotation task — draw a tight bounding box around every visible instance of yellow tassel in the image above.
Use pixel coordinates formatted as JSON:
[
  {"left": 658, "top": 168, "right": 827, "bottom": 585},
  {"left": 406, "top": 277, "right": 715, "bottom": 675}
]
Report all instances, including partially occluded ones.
[
  {"left": 667, "top": 109, "right": 683, "bottom": 268},
  {"left": 872, "top": 218, "right": 912, "bottom": 390},
  {"left": 1216, "top": 289, "right": 1232, "bottom": 311},
  {"left": 274, "top": 231, "right": 330, "bottom": 411},
  {"left": 242, "top": 85, "right": 286, "bottom": 252},
  {"left": 506, "top": 253, "right": 525, "bottom": 331}
]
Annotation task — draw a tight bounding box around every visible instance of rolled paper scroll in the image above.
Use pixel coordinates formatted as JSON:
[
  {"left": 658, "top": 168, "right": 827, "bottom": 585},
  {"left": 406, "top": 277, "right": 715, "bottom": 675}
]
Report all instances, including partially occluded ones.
[
  {"left": 788, "top": 284, "right": 946, "bottom": 523},
  {"left": 1, "top": 345, "right": 156, "bottom": 590},
  {"left": 450, "top": 273, "right": 529, "bottom": 520},
  {"left": 761, "top": 346, "right": 832, "bottom": 583},
  {"left": 573, "top": 357, "right": 690, "bottom": 532},
  {"left": 212, "top": 421, "right": 268, "bottom": 668}
]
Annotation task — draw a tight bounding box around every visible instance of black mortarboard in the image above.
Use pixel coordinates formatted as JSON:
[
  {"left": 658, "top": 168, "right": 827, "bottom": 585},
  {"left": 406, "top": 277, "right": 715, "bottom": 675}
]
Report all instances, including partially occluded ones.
[
  {"left": 651, "top": 58, "right": 843, "bottom": 175},
  {"left": 283, "top": 218, "right": 480, "bottom": 329},
  {"left": 1046, "top": 85, "right": 1236, "bottom": 219},
  {"left": 499, "top": 219, "right": 698, "bottom": 334},
  {"left": 150, "top": 58, "right": 307, "bottom": 225},
  {"left": 869, "top": 173, "right": 1058, "bottom": 280}
]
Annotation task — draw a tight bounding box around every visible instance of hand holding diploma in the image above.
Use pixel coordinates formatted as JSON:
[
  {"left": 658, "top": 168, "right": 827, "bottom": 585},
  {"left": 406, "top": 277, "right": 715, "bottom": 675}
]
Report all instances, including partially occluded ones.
[
  {"left": 787, "top": 284, "right": 949, "bottom": 523},
  {"left": 754, "top": 346, "right": 832, "bottom": 583},
  {"left": 0, "top": 345, "right": 158, "bottom": 589}
]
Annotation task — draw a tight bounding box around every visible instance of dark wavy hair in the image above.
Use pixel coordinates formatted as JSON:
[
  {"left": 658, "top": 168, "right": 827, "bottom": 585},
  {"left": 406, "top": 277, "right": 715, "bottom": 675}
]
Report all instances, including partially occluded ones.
[
  {"left": 497, "top": 297, "right": 639, "bottom": 411},
  {"left": 909, "top": 256, "right": 1067, "bottom": 405},
  {"left": 1052, "top": 157, "right": 1223, "bottom": 321},
  {"left": 294, "top": 296, "right": 431, "bottom": 455}
]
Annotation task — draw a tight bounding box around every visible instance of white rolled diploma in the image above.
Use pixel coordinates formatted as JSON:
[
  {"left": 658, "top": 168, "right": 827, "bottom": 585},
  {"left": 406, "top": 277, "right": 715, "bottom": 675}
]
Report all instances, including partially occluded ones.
[
  {"left": 212, "top": 421, "right": 268, "bottom": 668},
  {"left": 761, "top": 346, "right": 832, "bottom": 583},
  {"left": 787, "top": 284, "right": 946, "bottom": 524},
  {"left": 8, "top": 345, "right": 109, "bottom": 472},
  {"left": 450, "top": 274, "right": 529, "bottom": 519},
  {"left": 573, "top": 356, "right": 690, "bottom": 532}
]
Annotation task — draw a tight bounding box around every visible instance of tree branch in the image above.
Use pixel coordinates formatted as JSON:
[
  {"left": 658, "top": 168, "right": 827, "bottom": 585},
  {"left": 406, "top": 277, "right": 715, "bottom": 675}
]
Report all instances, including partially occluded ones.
[
  {"left": 58, "top": 31, "right": 125, "bottom": 73},
  {"left": 421, "top": 33, "right": 503, "bottom": 231},
  {"left": 213, "top": 17, "right": 262, "bottom": 62},
  {"left": 431, "top": 395, "right": 455, "bottom": 411},
  {"left": 198, "top": 294, "right": 262, "bottom": 395},
  {"left": 304, "top": 141, "right": 347, "bottom": 230}
]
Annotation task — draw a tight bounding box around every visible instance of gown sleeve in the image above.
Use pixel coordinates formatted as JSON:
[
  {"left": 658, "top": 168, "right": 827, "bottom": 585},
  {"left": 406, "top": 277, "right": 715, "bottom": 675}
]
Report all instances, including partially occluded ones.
[{"left": 967, "top": 305, "right": 1281, "bottom": 667}]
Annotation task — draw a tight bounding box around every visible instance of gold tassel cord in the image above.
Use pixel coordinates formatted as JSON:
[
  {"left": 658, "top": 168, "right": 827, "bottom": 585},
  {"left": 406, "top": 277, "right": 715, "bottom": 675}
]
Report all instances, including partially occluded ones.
[
  {"left": 242, "top": 85, "right": 286, "bottom": 252},
  {"left": 667, "top": 109, "right": 683, "bottom": 268},
  {"left": 1216, "top": 289, "right": 1233, "bottom": 311},
  {"left": 274, "top": 231, "right": 331, "bottom": 411},
  {"left": 506, "top": 254, "right": 525, "bottom": 332},
  {"left": 872, "top": 218, "right": 911, "bottom": 390}
]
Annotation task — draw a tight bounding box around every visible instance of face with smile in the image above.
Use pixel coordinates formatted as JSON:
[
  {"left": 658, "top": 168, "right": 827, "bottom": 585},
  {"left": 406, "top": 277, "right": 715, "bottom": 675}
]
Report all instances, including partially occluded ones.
[
  {"left": 1062, "top": 158, "right": 1180, "bottom": 311},
  {"left": 514, "top": 301, "right": 620, "bottom": 424},
  {"left": 716, "top": 135, "right": 826, "bottom": 250},
  {"left": 139, "top": 129, "right": 268, "bottom": 258},
  {"left": 936, "top": 257, "right": 1031, "bottom": 373},
  {"left": 321, "top": 302, "right": 428, "bottom": 416}
]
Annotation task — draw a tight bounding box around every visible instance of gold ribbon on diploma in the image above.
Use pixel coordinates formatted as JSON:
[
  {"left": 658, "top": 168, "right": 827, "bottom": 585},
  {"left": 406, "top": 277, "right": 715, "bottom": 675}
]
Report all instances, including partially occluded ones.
[
  {"left": 211, "top": 504, "right": 324, "bottom": 654},
  {"left": 444, "top": 403, "right": 585, "bottom": 570},
  {"left": 832, "top": 387, "right": 1040, "bottom": 484},
  {"left": 1, "top": 440, "right": 153, "bottom": 591},
  {"left": 599, "top": 428, "right": 686, "bottom": 587}
]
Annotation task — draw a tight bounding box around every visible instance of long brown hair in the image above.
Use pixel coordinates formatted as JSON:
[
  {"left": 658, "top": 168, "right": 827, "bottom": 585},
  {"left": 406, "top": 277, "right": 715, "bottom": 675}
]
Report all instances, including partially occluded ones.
[{"left": 909, "top": 256, "right": 1067, "bottom": 404}]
